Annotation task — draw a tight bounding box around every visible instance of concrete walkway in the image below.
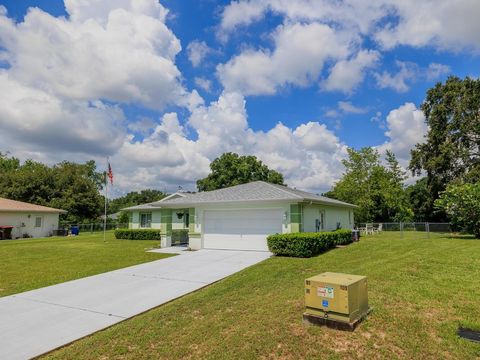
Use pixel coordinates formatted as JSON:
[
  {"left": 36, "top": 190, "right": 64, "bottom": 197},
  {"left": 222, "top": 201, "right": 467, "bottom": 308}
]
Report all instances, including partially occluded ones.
[{"left": 0, "top": 249, "right": 270, "bottom": 360}]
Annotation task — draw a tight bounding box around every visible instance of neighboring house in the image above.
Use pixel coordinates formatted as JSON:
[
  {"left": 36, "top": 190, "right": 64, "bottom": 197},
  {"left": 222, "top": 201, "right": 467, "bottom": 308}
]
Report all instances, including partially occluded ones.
[
  {"left": 100, "top": 212, "right": 120, "bottom": 221},
  {"left": 0, "top": 197, "right": 66, "bottom": 239},
  {"left": 123, "top": 181, "right": 356, "bottom": 251}
]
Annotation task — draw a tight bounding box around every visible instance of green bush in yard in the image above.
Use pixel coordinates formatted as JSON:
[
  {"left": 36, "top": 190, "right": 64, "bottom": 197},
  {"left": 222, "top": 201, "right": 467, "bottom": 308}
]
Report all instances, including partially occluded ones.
[
  {"left": 114, "top": 229, "right": 161, "bottom": 240},
  {"left": 267, "top": 229, "right": 352, "bottom": 257},
  {"left": 435, "top": 182, "right": 480, "bottom": 238}
]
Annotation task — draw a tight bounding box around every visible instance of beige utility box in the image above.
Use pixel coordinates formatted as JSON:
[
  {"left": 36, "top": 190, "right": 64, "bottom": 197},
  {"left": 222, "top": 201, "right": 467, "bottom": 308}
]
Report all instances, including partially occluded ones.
[{"left": 304, "top": 272, "right": 370, "bottom": 330}]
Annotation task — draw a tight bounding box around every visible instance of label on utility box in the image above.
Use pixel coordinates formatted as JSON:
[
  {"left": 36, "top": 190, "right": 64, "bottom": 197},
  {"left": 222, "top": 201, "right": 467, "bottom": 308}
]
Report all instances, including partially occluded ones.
[{"left": 317, "top": 286, "right": 334, "bottom": 299}]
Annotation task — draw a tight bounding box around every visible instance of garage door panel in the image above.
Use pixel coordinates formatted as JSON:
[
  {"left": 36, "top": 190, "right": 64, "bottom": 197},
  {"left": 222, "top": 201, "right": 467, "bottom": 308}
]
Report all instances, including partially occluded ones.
[{"left": 203, "top": 209, "right": 282, "bottom": 251}]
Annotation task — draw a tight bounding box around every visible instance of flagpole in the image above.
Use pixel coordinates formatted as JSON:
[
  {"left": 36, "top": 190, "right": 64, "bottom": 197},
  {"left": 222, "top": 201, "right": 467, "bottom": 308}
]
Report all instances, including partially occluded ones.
[{"left": 103, "top": 158, "right": 108, "bottom": 242}]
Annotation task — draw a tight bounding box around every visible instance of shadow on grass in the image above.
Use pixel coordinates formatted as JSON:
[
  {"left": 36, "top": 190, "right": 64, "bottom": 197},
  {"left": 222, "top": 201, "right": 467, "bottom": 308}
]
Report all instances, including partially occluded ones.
[{"left": 438, "top": 233, "right": 477, "bottom": 240}]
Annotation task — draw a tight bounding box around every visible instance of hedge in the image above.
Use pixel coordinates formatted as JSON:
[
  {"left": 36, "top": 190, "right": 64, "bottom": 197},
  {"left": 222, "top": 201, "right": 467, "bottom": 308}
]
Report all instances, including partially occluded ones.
[
  {"left": 335, "top": 229, "right": 355, "bottom": 245},
  {"left": 114, "top": 229, "right": 161, "bottom": 240},
  {"left": 267, "top": 229, "right": 353, "bottom": 258}
]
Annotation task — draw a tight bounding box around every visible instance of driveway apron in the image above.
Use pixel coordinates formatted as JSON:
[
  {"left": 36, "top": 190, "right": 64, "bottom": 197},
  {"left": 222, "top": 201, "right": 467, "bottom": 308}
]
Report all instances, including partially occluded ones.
[{"left": 0, "top": 249, "right": 270, "bottom": 360}]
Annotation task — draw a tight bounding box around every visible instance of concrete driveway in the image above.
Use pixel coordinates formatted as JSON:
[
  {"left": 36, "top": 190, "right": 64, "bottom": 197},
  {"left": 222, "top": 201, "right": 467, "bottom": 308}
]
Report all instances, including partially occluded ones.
[{"left": 0, "top": 249, "right": 270, "bottom": 360}]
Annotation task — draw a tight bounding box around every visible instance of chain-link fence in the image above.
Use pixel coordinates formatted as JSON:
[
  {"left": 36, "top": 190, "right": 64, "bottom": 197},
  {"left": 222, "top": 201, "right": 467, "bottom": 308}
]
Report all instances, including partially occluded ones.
[
  {"left": 355, "top": 222, "right": 452, "bottom": 238},
  {"left": 59, "top": 223, "right": 129, "bottom": 233}
]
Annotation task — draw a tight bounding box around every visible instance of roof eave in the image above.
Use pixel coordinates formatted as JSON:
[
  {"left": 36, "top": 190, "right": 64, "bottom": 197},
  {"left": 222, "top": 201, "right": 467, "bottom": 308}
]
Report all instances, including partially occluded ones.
[
  {"left": 301, "top": 198, "right": 358, "bottom": 208},
  {"left": 121, "top": 205, "right": 162, "bottom": 211},
  {"left": 0, "top": 209, "right": 67, "bottom": 213},
  {"left": 158, "top": 198, "right": 301, "bottom": 208}
]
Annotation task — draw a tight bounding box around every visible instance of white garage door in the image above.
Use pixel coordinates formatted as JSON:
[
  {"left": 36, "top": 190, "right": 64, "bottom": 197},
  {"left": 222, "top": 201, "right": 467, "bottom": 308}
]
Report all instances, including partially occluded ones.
[{"left": 203, "top": 209, "right": 283, "bottom": 251}]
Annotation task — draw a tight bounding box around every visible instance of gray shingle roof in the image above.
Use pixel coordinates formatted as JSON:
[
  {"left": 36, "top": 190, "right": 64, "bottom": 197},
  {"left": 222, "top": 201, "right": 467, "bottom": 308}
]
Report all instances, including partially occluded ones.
[
  {"left": 121, "top": 203, "right": 159, "bottom": 211},
  {"left": 122, "top": 192, "right": 192, "bottom": 211},
  {"left": 153, "top": 181, "right": 356, "bottom": 208}
]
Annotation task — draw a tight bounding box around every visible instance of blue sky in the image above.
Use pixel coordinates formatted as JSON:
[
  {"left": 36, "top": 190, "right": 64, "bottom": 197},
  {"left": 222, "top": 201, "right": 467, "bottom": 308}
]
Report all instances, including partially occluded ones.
[{"left": 0, "top": 0, "right": 479, "bottom": 195}]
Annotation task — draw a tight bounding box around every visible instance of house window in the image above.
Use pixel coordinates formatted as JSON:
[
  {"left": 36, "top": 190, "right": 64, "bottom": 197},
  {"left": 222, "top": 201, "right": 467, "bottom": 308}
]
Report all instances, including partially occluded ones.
[
  {"left": 140, "top": 213, "right": 152, "bottom": 228},
  {"left": 35, "top": 217, "right": 42, "bottom": 228}
]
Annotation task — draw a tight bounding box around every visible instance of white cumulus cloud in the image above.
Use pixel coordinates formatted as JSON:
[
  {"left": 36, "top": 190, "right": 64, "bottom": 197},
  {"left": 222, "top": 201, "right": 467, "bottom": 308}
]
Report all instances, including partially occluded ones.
[
  {"left": 0, "top": 0, "right": 449, "bottom": 197},
  {"left": 375, "top": 0, "right": 480, "bottom": 51},
  {"left": 194, "top": 77, "right": 212, "bottom": 92},
  {"left": 114, "top": 91, "right": 348, "bottom": 193},
  {"left": 426, "top": 63, "right": 450, "bottom": 80},
  {"left": 221, "top": 0, "right": 480, "bottom": 52},
  {"left": 217, "top": 22, "right": 351, "bottom": 96},
  {"left": 0, "top": 71, "right": 125, "bottom": 157},
  {"left": 323, "top": 49, "right": 380, "bottom": 93},
  {"left": 374, "top": 61, "right": 418, "bottom": 93},
  {"left": 187, "top": 40, "right": 213, "bottom": 67},
  {"left": 0, "top": 1, "right": 192, "bottom": 110},
  {"left": 378, "top": 102, "right": 428, "bottom": 166}
]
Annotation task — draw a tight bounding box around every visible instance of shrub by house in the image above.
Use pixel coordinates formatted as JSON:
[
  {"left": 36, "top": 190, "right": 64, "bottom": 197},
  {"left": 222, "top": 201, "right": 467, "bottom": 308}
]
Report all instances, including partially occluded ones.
[
  {"left": 114, "top": 229, "right": 161, "bottom": 240},
  {"left": 267, "top": 230, "right": 352, "bottom": 257}
]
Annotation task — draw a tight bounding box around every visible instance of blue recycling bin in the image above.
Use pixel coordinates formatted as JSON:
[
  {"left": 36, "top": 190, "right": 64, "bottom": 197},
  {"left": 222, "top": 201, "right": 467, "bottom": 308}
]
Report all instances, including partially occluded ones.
[{"left": 71, "top": 226, "right": 79, "bottom": 236}]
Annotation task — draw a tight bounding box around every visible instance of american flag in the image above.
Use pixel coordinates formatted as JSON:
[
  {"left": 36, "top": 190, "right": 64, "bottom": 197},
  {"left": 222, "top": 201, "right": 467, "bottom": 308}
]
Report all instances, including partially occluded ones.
[{"left": 107, "top": 162, "right": 113, "bottom": 185}]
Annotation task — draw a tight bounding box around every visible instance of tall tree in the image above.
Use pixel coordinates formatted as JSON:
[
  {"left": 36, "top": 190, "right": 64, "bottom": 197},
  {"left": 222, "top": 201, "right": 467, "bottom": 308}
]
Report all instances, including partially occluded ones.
[
  {"left": 386, "top": 150, "right": 406, "bottom": 184},
  {"left": 435, "top": 183, "right": 480, "bottom": 238},
  {"left": 197, "top": 152, "right": 284, "bottom": 191},
  {"left": 0, "top": 152, "right": 20, "bottom": 172},
  {"left": 108, "top": 189, "right": 167, "bottom": 214},
  {"left": 405, "top": 178, "right": 431, "bottom": 222},
  {"left": 50, "top": 161, "right": 104, "bottom": 223},
  {"left": 409, "top": 76, "right": 480, "bottom": 220},
  {"left": 327, "top": 147, "right": 412, "bottom": 223},
  {"left": 0, "top": 154, "right": 104, "bottom": 223}
]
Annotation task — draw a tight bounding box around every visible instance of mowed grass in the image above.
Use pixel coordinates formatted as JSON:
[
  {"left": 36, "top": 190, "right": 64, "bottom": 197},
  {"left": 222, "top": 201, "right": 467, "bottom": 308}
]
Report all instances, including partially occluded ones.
[
  {"left": 46, "top": 232, "right": 480, "bottom": 360},
  {"left": 0, "top": 231, "right": 172, "bottom": 297}
]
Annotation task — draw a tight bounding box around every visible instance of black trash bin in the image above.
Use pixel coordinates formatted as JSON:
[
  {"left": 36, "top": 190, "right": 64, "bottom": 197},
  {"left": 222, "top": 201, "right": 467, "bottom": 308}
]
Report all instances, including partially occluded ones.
[
  {"left": 53, "top": 229, "right": 68, "bottom": 236},
  {"left": 0, "top": 226, "right": 14, "bottom": 240}
]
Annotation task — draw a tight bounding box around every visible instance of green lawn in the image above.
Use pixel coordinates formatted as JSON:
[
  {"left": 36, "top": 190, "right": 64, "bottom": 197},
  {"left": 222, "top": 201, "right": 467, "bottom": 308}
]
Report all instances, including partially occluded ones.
[
  {"left": 45, "top": 232, "right": 480, "bottom": 360},
  {"left": 0, "top": 232, "right": 172, "bottom": 297}
]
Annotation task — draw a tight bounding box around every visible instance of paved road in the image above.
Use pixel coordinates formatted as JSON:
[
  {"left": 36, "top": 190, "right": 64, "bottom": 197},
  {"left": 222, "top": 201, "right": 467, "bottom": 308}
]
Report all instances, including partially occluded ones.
[{"left": 0, "top": 249, "right": 270, "bottom": 360}]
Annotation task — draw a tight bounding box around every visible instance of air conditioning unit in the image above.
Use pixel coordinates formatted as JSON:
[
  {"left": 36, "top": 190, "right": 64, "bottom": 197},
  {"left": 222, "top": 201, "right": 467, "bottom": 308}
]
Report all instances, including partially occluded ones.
[{"left": 303, "top": 272, "right": 370, "bottom": 330}]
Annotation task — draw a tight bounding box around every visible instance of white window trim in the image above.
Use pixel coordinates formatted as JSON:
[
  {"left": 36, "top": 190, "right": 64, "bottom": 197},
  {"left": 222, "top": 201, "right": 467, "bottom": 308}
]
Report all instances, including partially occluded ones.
[
  {"left": 139, "top": 212, "right": 152, "bottom": 228},
  {"left": 35, "top": 216, "right": 43, "bottom": 228}
]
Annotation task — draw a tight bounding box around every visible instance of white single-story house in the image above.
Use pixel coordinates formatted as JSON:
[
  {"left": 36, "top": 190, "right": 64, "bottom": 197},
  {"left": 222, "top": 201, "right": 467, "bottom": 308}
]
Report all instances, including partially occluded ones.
[
  {"left": 100, "top": 212, "right": 120, "bottom": 221},
  {"left": 123, "top": 181, "right": 356, "bottom": 251},
  {"left": 0, "top": 197, "right": 66, "bottom": 239}
]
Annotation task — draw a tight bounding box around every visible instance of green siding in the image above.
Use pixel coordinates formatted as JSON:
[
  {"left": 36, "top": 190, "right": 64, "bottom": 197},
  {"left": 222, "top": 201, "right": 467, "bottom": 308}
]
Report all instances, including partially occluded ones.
[
  {"left": 172, "top": 210, "right": 187, "bottom": 230},
  {"left": 290, "top": 203, "right": 303, "bottom": 233},
  {"left": 188, "top": 207, "right": 196, "bottom": 233},
  {"left": 160, "top": 209, "right": 172, "bottom": 236},
  {"left": 152, "top": 211, "right": 161, "bottom": 228},
  {"left": 130, "top": 211, "right": 140, "bottom": 229}
]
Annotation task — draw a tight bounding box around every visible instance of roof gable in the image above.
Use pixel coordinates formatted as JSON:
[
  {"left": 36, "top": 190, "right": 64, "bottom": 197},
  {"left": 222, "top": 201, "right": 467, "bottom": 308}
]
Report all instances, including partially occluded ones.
[
  {"left": 121, "top": 192, "right": 193, "bottom": 211},
  {"left": 159, "top": 192, "right": 190, "bottom": 201}
]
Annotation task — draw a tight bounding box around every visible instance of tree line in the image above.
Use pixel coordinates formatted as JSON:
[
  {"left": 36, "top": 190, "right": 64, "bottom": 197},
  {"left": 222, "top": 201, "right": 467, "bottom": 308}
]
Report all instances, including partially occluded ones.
[
  {"left": 1, "top": 76, "right": 479, "bottom": 234},
  {"left": 0, "top": 156, "right": 104, "bottom": 223},
  {"left": 0, "top": 154, "right": 167, "bottom": 224},
  {"left": 328, "top": 76, "right": 480, "bottom": 235}
]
